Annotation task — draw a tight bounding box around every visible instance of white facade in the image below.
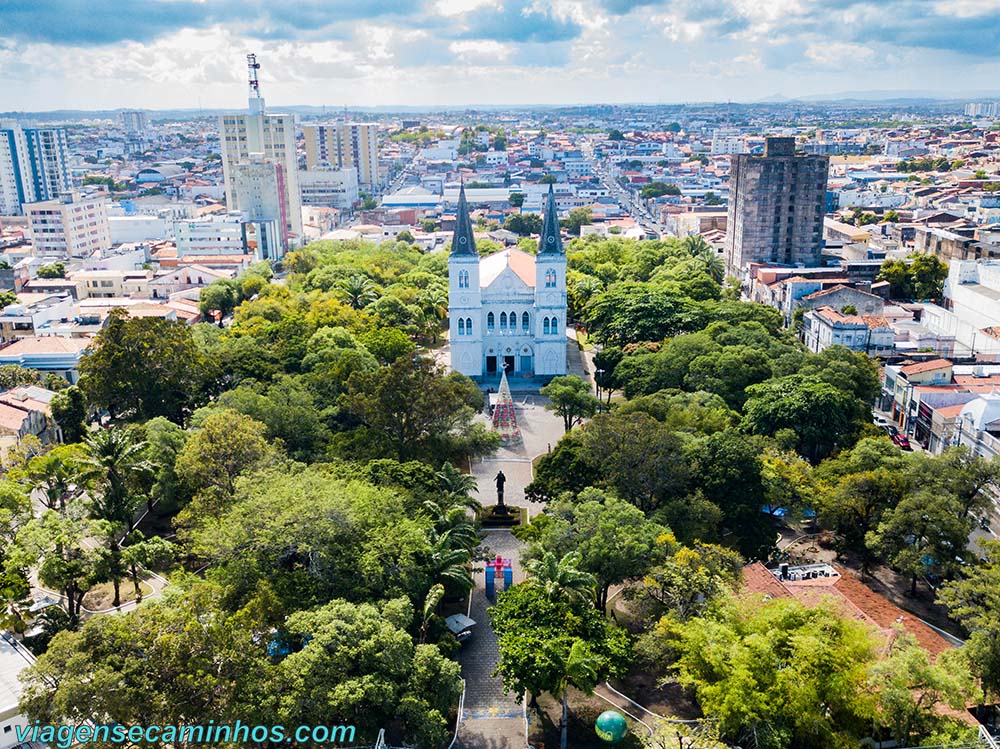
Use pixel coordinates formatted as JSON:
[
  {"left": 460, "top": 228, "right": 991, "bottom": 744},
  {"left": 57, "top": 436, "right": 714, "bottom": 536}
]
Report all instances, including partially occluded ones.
[
  {"left": 107, "top": 215, "right": 171, "bottom": 244},
  {"left": 711, "top": 128, "right": 745, "bottom": 155},
  {"left": 25, "top": 193, "right": 111, "bottom": 258},
  {"left": 802, "top": 306, "right": 894, "bottom": 356},
  {"left": 219, "top": 95, "right": 302, "bottom": 241},
  {"left": 0, "top": 126, "right": 32, "bottom": 215},
  {"left": 231, "top": 154, "right": 288, "bottom": 260},
  {"left": 448, "top": 185, "right": 567, "bottom": 379},
  {"left": 174, "top": 216, "right": 246, "bottom": 257},
  {"left": 299, "top": 168, "right": 360, "bottom": 210},
  {"left": 303, "top": 123, "right": 379, "bottom": 187}
]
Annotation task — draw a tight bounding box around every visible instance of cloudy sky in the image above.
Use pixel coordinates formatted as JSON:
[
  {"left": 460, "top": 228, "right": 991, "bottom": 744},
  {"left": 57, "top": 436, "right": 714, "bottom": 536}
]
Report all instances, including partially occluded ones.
[{"left": 3, "top": 0, "right": 1000, "bottom": 111}]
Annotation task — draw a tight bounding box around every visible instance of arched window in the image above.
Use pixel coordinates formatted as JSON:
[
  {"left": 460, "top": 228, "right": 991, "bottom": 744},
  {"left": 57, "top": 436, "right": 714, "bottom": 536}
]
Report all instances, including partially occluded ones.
[
  {"left": 458, "top": 318, "right": 465, "bottom": 336},
  {"left": 522, "top": 311, "right": 529, "bottom": 330},
  {"left": 551, "top": 317, "right": 558, "bottom": 335},
  {"left": 466, "top": 317, "right": 473, "bottom": 335},
  {"left": 458, "top": 270, "right": 469, "bottom": 289},
  {"left": 510, "top": 310, "right": 517, "bottom": 328},
  {"left": 543, "top": 317, "right": 550, "bottom": 335},
  {"left": 546, "top": 269, "right": 557, "bottom": 288},
  {"left": 487, "top": 312, "right": 495, "bottom": 330},
  {"left": 500, "top": 312, "right": 507, "bottom": 329}
]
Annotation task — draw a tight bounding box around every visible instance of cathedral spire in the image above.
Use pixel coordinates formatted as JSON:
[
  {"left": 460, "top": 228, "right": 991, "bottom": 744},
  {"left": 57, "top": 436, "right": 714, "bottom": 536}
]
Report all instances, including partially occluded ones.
[
  {"left": 450, "top": 183, "right": 477, "bottom": 256},
  {"left": 538, "top": 184, "right": 563, "bottom": 255}
]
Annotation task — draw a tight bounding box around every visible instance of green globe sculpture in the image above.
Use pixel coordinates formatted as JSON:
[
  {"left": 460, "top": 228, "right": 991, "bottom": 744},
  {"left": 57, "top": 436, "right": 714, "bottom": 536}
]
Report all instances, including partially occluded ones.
[{"left": 595, "top": 710, "right": 628, "bottom": 744}]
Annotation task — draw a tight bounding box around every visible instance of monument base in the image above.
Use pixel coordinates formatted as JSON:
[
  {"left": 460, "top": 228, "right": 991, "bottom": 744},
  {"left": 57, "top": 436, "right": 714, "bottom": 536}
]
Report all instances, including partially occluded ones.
[{"left": 478, "top": 504, "right": 526, "bottom": 527}]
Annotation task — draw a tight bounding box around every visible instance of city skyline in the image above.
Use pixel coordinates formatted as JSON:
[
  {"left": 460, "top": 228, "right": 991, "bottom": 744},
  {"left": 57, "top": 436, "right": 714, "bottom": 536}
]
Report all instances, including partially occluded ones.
[{"left": 5, "top": 0, "right": 1000, "bottom": 111}]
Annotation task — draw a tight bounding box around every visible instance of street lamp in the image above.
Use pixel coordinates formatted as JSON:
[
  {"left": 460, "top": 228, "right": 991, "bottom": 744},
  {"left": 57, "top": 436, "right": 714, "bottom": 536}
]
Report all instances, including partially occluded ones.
[{"left": 596, "top": 368, "right": 605, "bottom": 413}]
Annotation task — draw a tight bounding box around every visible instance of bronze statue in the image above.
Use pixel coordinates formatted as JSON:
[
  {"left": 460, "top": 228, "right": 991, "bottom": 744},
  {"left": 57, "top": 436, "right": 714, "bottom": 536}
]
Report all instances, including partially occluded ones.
[{"left": 495, "top": 470, "right": 507, "bottom": 513}]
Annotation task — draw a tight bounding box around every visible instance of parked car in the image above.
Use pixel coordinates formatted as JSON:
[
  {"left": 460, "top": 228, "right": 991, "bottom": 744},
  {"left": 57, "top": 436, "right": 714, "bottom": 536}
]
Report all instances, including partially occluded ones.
[
  {"left": 892, "top": 433, "right": 912, "bottom": 451},
  {"left": 445, "top": 613, "right": 476, "bottom": 646},
  {"left": 881, "top": 424, "right": 899, "bottom": 438}
]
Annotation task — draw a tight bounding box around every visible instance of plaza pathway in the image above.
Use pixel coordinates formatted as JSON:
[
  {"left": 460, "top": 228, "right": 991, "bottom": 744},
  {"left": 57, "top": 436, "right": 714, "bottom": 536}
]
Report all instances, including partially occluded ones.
[{"left": 454, "top": 335, "right": 591, "bottom": 749}]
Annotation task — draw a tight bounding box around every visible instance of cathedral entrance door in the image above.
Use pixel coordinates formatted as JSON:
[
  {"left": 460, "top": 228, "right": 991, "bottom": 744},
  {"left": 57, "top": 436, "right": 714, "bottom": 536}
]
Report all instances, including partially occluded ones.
[
  {"left": 486, "top": 356, "right": 498, "bottom": 374},
  {"left": 503, "top": 356, "right": 515, "bottom": 373},
  {"left": 520, "top": 355, "right": 532, "bottom": 373}
]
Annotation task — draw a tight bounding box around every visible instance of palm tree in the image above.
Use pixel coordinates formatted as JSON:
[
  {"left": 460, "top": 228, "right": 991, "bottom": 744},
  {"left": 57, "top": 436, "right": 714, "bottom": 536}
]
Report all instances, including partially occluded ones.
[
  {"left": 419, "top": 583, "right": 445, "bottom": 643},
  {"left": 419, "top": 287, "right": 449, "bottom": 322},
  {"left": 22, "top": 444, "right": 83, "bottom": 513},
  {"left": 336, "top": 274, "right": 379, "bottom": 310},
  {"left": 437, "top": 461, "right": 480, "bottom": 511},
  {"left": 681, "top": 234, "right": 724, "bottom": 284},
  {"left": 524, "top": 552, "right": 597, "bottom": 606},
  {"left": 77, "top": 428, "right": 153, "bottom": 607},
  {"left": 556, "top": 640, "right": 602, "bottom": 749},
  {"left": 427, "top": 534, "right": 474, "bottom": 594}
]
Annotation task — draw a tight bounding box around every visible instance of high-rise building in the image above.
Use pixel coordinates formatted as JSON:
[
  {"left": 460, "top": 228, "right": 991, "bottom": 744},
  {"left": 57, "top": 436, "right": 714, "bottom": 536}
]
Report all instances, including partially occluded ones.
[
  {"left": 725, "top": 137, "right": 829, "bottom": 275},
  {"left": 25, "top": 192, "right": 111, "bottom": 258},
  {"left": 231, "top": 153, "right": 288, "bottom": 261},
  {"left": 302, "top": 123, "right": 379, "bottom": 188},
  {"left": 0, "top": 125, "right": 71, "bottom": 215},
  {"left": 24, "top": 128, "right": 72, "bottom": 203},
  {"left": 119, "top": 110, "right": 149, "bottom": 135},
  {"left": 219, "top": 55, "right": 302, "bottom": 242}
]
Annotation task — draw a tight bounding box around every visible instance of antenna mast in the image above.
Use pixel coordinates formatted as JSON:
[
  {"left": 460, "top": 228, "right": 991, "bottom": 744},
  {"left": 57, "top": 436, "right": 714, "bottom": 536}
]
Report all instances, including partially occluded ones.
[{"left": 247, "top": 53, "right": 261, "bottom": 99}]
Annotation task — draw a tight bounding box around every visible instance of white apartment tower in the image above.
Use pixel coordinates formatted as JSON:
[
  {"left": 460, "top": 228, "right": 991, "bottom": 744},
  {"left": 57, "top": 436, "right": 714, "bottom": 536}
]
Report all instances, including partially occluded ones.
[
  {"left": 119, "top": 110, "right": 150, "bottom": 135},
  {"left": 231, "top": 154, "right": 288, "bottom": 261},
  {"left": 0, "top": 124, "right": 71, "bottom": 215},
  {"left": 302, "top": 122, "right": 379, "bottom": 188},
  {"left": 219, "top": 55, "right": 302, "bottom": 242},
  {"left": 25, "top": 192, "right": 111, "bottom": 258}
]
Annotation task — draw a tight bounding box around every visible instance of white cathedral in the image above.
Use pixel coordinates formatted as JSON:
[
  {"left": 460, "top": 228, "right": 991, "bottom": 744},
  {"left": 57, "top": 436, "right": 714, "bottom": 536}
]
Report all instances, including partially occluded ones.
[{"left": 448, "top": 184, "right": 568, "bottom": 379}]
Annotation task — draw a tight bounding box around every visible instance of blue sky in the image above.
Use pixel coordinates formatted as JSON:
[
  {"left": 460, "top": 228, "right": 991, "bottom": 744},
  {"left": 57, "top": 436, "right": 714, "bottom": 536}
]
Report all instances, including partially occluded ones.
[{"left": 2, "top": 0, "right": 1000, "bottom": 110}]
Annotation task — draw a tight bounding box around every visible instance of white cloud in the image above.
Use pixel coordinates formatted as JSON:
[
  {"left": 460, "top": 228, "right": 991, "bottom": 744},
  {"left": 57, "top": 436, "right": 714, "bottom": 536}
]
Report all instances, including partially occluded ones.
[
  {"left": 804, "top": 41, "right": 876, "bottom": 67},
  {"left": 448, "top": 40, "right": 514, "bottom": 61}
]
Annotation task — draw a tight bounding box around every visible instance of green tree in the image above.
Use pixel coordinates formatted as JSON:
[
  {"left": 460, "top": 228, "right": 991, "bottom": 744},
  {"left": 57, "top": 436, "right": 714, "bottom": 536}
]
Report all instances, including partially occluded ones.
[
  {"left": 490, "top": 582, "right": 630, "bottom": 718},
  {"left": 504, "top": 212, "right": 542, "bottom": 236},
  {"left": 174, "top": 410, "right": 276, "bottom": 523},
  {"left": 37, "top": 262, "right": 66, "bottom": 279},
  {"left": 141, "top": 417, "right": 188, "bottom": 511},
  {"left": 0, "top": 291, "right": 16, "bottom": 311},
  {"left": 866, "top": 489, "right": 972, "bottom": 596},
  {"left": 396, "top": 229, "right": 415, "bottom": 243},
  {"left": 50, "top": 386, "right": 87, "bottom": 443},
  {"left": 509, "top": 192, "right": 525, "bottom": 208},
  {"left": 634, "top": 542, "right": 743, "bottom": 623},
  {"left": 336, "top": 274, "right": 380, "bottom": 309},
  {"left": 608, "top": 129, "right": 625, "bottom": 141},
  {"left": 877, "top": 258, "right": 914, "bottom": 298},
  {"left": 77, "top": 428, "right": 153, "bottom": 607},
  {"left": 867, "top": 632, "right": 977, "bottom": 745},
  {"left": 742, "top": 375, "right": 864, "bottom": 462},
  {"left": 938, "top": 540, "right": 1000, "bottom": 699},
  {"left": 339, "top": 356, "right": 495, "bottom": 463},
  {"left": 120, "top": 533, "right": 174, "bottom": 603},
  {"left": 556, "top": 640, "right": 602, "bottom": 749},
  {"left": 909, "top": 253, "right": 949, "bottom": 300},
  {"left": 641, "top": 182, "right": 681, "bottom": 198},
  {"left": 13, "top": 505, "right": 104, "bottom": 621},
  {"left": 540, "top": 174, "right": 557, "bottom": 184},
  {"left": 278, "top": 597, "right": 461, "bottom": 746},
  {"left": 359, "top": 327, "right": 415, "bottom": 365},
  {"left": 522, "top": 490, "right": 671, "bottom": 611},
  {"left": 540, "top": 375, "right": 600, "bottom": 433},
  {"left": 561, "top": 207, "right": 592, "bottom": 237},
  {"left": 198, "top": 281, "right": 238, "bottom": 326},
  {"left": 19, "top": 582, "right": 277, "bottom": 726},
  {"left": 663, "top": 596, "right": 877, "bottom": 749},
  {"left": 78, "top": 308, "right": 213, "bottom": 423}
]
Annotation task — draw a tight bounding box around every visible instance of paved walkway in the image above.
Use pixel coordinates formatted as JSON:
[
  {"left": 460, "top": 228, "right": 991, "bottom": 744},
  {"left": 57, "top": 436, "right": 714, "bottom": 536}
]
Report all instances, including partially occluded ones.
[{"left": 457, "top": 393, "right": 566, "bottom": 749}]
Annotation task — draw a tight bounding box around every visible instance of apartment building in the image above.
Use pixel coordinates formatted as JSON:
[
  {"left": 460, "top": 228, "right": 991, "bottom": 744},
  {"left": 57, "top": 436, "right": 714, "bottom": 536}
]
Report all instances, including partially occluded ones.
[{"left": 25, "top": 193, "right": 111, "bottom": 258}]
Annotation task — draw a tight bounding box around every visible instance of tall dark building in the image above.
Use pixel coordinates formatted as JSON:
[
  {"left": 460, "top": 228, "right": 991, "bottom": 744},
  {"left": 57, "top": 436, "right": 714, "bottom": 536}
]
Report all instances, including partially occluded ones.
[{"left": 725, "top": 137, "right": 829, "bottom": 275}]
